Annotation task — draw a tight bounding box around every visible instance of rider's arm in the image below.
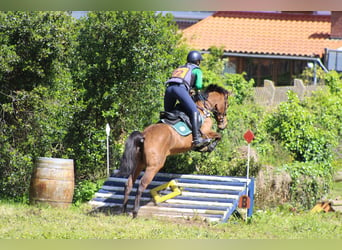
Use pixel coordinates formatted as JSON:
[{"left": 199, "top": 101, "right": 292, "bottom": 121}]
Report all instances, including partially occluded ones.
[{"left": 192, "top": 68, "right": 203, "bottom": 90}]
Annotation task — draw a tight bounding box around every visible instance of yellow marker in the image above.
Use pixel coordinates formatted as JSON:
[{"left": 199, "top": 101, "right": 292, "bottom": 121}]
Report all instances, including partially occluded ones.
[
  {"left": 310, "top": 202, "right": 334, "bottom": 213},
  {"left": 150, "top": 180, "right": 182, "bottom": 203}
]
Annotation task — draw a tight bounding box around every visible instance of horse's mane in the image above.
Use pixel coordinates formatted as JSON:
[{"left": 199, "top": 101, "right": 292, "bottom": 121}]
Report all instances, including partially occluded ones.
[
  {"left": 204, "top": 84, "right": 229, "bottom": 96},
  {"left": 194, "top": 84, "right": 229, "bottom": 101}
]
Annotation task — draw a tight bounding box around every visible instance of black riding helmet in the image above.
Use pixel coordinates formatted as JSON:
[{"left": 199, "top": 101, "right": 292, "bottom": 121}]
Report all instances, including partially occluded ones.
[{"left": 187, "top": 50, "right": 203, "bottom": 64}]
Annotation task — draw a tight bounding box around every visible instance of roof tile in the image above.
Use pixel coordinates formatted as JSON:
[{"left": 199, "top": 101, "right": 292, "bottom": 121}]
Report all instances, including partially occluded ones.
[{"left": 182, "top": 11, "right": 342, "bottom": 57}]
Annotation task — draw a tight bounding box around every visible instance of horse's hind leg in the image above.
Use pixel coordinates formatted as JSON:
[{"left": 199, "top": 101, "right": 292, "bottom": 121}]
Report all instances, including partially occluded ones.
[{"left": 132, "top": 164, "right": 163, "bottom": 218}]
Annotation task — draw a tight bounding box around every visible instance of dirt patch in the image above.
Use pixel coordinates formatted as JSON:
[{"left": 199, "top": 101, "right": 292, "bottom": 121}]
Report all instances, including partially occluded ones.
[
  {"left": 334, "top": 171, "right": 342, "bottom": 182},
  {"left": 88, "top": 205, "right": 217, "bottom": 227}
]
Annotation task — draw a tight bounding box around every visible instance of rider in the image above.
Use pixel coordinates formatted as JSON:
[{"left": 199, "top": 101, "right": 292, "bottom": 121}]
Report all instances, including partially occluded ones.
[{"left": 164, "top": 50, "right": 210, "bottom": 148}]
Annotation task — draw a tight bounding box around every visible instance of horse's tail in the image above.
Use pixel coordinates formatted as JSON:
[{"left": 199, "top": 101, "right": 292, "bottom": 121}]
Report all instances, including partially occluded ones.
[{"left": 116, "top": 131, "right": 144, "bottom": 177}]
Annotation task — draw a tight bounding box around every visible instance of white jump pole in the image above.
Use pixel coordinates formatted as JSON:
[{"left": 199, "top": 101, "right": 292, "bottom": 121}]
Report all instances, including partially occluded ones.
[
  {"left": 243, "top": 130, "right": 254, "bottom": 222},
  {"left": 247, "top": 142, "right": 250, "bottom": 180},
  {"left": 106, "top": 123, "right": 111, "bottom": 177}
]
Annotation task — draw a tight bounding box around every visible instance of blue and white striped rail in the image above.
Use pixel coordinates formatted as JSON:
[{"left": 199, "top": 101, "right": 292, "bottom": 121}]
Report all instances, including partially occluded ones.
[{"left": 89, "top": 170, "right": 255, "bottom": 222}]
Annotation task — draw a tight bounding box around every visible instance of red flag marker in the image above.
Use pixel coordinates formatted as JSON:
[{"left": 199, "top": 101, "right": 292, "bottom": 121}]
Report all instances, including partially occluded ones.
[{"left": 244, "top": 130, "right": 254, "bottom": 144}]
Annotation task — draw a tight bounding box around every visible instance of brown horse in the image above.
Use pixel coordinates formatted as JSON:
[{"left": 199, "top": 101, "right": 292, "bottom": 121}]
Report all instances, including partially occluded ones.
[{"left": 116, "top": 84, "right": 230, "bottom": 218}]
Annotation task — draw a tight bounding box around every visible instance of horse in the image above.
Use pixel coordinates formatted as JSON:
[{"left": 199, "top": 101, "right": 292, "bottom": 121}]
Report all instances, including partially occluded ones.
[{"left": 116, "top": 84, "right": 230, "bottom": 218}]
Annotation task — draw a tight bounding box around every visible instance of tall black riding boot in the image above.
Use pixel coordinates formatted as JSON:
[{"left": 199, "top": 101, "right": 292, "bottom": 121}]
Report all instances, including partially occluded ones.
[{"left": 191, "top": 112, "right": 211, "bottom": 148}]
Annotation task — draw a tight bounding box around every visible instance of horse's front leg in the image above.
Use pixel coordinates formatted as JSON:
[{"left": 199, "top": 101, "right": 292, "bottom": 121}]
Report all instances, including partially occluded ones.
[
  {"left": 206, "top": 130, "right": 221, "bottom": 140},
  {"left": 199, "top": 131, "right": 222, "bottom": 152},
  {"left": 206, "top": 137, "right": 221, "bottom": 152}
]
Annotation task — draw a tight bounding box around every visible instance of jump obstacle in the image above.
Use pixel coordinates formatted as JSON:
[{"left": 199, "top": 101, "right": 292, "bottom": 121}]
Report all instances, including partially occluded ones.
[{"left": 89, "top": 170, "right": 255, "bottom": 222}]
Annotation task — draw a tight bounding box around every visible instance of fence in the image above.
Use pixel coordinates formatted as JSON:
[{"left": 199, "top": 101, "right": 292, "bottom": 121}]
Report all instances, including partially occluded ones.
[{"left": 254, "top": 79, "right": 325, "bottom": 106}]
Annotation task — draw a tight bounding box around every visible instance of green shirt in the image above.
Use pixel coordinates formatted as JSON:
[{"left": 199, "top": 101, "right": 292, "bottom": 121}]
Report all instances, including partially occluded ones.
[{"left": 192, "top": 68, "right": 203, "bottom": 90}]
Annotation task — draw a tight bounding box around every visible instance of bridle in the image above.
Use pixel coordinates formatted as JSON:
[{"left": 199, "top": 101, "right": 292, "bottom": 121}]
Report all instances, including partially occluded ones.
[{"left": 196, "top": 92, "right": 228, "bottom": 125}]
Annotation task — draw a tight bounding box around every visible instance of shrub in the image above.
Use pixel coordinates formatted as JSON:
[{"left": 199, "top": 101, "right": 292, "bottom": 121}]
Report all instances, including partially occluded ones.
[
  {"left": 255, "top": 80, "right": 341, "bottom": 207},
  {"left": 0, "top": 11, "right": 80, "bottom": 199},
  {"left": 224, "top": 72, "right": 255, "bottom": 105},
  {"left": 324, "top": 70, "right": 342, "bottom": 95},
  {"left": 304, "top": 72, "right": 342, "bottom": 138},
  {"left": 73, "top": 179, "right": 105, "bottom": 206},
  {"left": 279, "top": 161, "right": 332, "bottom": 209},
  {"left": 263, "top": 90, "right": 336, "bottom": 164},
  {"left": 69, "top": 11, "right": 186, "bottom": 182},
  {"left": 0, "top": 84, "right": 83, "bottom": 199}
]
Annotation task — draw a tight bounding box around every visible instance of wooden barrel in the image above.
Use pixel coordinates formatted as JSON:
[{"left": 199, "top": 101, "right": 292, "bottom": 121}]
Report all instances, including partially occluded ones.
[{"left": 29, "top": 157, "right": 74, "bottom": 208}]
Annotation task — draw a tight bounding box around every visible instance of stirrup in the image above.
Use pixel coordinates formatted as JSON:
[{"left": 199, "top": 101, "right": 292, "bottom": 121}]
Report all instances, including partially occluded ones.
[{"left": 192, "top": 138, "right": 211, "bottom": 148}]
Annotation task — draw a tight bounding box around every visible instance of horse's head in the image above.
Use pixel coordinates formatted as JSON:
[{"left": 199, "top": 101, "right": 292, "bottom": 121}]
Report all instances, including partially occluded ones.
[{"left": 203, "top": 84, "right": 230, "bottom": 130}]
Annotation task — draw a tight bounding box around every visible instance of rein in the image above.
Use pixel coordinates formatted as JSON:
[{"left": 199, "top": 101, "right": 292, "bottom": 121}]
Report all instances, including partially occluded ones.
[
  {"left": 196, "top": 93, "right": 211, "bottom": 118},
  {"left": 196, "top": 92, "right": 227, "bottom": 123}
]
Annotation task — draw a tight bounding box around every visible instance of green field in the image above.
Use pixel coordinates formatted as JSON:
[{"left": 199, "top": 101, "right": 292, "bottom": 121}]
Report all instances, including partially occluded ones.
[{"left": 0, "top": 201, "right": 341, "bottom": 239}]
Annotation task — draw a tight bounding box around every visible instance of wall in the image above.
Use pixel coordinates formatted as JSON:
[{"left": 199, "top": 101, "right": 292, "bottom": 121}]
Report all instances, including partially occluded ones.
[{"left": 254, "top": 79, "right": 325, "bottom": 106}]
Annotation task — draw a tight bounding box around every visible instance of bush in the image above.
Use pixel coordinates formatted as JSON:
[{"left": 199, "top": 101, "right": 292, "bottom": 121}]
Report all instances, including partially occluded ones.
[
  {"left": 263, "top": 91, "right": 336, "bottom": 164},
  {"left": 324, "top": 70, "right": 342, "bottom": 95},
  {"left": 1, "top": 11, "right": 186, "bottom": 199},
  {"left": 280, "top": 161, "right": 332, "bottom": 209},
  {"left": 256, "top": 80, "right": 341, "bottom": 207},
  {"left": 73, "top": 179, "right": 105, "bottom": 206},
  {"left": 68, "top": 11, "right": 186, "bottom": 182},
  {"left": 0, "top": 84, "right": 83, "bottom": 199},
  {"left": 304, "top": 72, "right": 342, "bottom": 138},
  {"left": 0, "top": 11, "right": 80, "bottom": 199},
  {"left": 0, "top": 11, "right": 77, "bottom": 94},
  {"left": 224, "top": 72, "right": 255, "bottom": 105}
]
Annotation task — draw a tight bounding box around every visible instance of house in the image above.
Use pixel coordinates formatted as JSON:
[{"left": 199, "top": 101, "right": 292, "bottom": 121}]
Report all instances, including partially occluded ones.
[
  {"left": 181, "top": 11, "right": 342, "bottom": 86},
  {"left": 157, "top": 11, "right": 214, "bottom": 29}
]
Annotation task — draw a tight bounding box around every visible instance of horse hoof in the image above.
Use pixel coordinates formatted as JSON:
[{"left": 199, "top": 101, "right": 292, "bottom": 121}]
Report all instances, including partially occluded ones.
[
  {"left": 121, "top": 207, "right": 127, "bottom": 215},
  {"left": 132, "top": 212, "right": 138, "bottom": 218}
]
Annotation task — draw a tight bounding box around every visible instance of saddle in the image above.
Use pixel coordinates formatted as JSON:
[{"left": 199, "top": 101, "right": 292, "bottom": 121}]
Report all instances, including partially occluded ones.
[
  {"left": 159, "top": 110, "right": 192, "bottom": 129},
  {"left": 159, "top": 110, "right": 193, "bottom": 136},
  {"left": 159, "top": 109, "right": 206, "bottom": 137},
  {"left": 159, "top": 110, "right": 212, "bottom": 152}
]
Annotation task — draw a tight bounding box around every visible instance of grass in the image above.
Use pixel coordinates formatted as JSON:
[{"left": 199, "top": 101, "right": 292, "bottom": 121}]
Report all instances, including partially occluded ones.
[
  {"left": 328, "top": 181, "right": 342, "bottom": 200},
  {"left": 2, "top": 164, "right": 342, "bottom": 240},
  {"left": 0, "top": 201, "right": 341, "bottom": 239}
]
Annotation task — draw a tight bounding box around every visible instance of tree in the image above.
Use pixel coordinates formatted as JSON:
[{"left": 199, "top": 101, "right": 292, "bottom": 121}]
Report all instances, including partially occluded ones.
[
  {"left": 0, "top": 11, "right": 81, "bottom": 199},
  {"left": 67, "top": 11, "right": 187, "bottom": 180},
  {"left": 0, "top": 11, "right": 77, "bottom": 95}
]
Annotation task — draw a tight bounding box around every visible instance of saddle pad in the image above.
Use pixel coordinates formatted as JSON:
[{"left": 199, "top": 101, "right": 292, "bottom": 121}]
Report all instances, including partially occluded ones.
[{"left": 161, "top": 119, "right": 192, "bottom": 136}]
